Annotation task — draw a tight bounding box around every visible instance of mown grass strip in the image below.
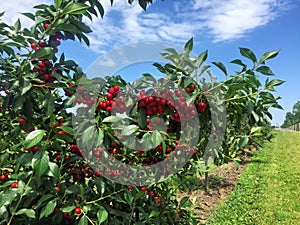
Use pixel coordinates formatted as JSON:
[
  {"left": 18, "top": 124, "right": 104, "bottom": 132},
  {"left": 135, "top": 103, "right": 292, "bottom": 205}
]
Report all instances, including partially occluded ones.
[{"left": 208, "top": 131, "right": 300, "bottom": 225}]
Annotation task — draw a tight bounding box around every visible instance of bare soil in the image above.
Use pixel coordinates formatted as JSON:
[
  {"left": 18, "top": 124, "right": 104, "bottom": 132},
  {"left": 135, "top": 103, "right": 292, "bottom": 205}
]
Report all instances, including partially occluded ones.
[{"left": 177, "top": 154, "right": 253, "bottom": 224}]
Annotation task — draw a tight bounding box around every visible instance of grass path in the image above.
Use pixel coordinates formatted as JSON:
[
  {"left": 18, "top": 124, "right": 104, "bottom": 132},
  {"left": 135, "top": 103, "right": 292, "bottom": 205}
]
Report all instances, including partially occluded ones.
[{"left": 208, "top": 131, "right": 300, "bottom": 225}]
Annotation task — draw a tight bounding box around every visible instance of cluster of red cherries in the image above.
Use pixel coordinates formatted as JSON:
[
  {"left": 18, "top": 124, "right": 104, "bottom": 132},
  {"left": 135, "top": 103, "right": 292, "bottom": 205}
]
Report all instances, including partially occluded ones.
[{"left": 30, "top": 29, "right": 63, "bottom": 84}]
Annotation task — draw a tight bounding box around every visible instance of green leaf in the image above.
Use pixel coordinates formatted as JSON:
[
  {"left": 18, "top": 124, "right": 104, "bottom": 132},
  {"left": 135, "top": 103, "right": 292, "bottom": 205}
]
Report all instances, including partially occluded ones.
[
  {"left": 61, "top": 205, "right": 76, "bottom": 213},
  {"left": 40, "top": 199, "right": 56, "bottom": 218},
  {"left": 138, "top": 0, "right": 149, "bottom": 10},
  {"left": 20, "top": 78, "right": 32, "bottom": 95},
  {"left": 97, "top": 206, "right": 108, "bottom": 223},
  {"left": 230, "top": 59, "right": 246, "bottom": 67},
  {"left": 79, "top": 216, "right": 88, "bottom": 225},
  {"left": 250, "top": 126, "right": 262, "bottom": 135},
  {"left": 239, "top": 47, "right": 257, "bottom": 63},
  {"left": 184, "top": 37, "right": 193, "bottom": 54},
  {"left": 45, "top": 92, "right": 55, "bottom": 116},
  {"left": 259, "top": 50, "right": 279, "bottom": 64},
  {"left": 212, "top": 61, "right": 227, "bottom": 76},
  {"left": 195, "top": 50, "right": 208, "bottom": 67},
  {"left": 0, "top": 189, "right": 18, "bottom": 207},
  {"left": 14, "top": 19, "right": 21, "bottom": 32},
  {"left": 151, "top": 130, "right": 163, "bottom": 147},
  {"left": 32, "top": 47, "right": 53, "bottom": 59},
  {"left": 82, "top": 126, "right": 96, "bottom": 145},
  {"left": 24, "top": 129, "right": 46, "bottom": 149},
  {"left": 238, "top": 136, "right": 249, "bottom": 148},
  {"left": 32, "top": 150, "right": 50, "bottom": 177},
  {"left": 15, "top": 209, "right": 35, "bottom": 218},
  {"left": 35, "top": 194, "right": 54, "bottom": 208},
  {"left": 134, "top": 191, "right": 145, "bottom": 200},
  {"left": 180, "top": 196, "right": 190, "bottom": 207},
  {"left": 102, "top": 116, "right": 122, "bottom": 123},
  {"left": 138, "top": 108, "right": 147, "bottom": 128},
  {"left": 62, "top": 2, "right": 90, "bottom": 15},
  {"left": 48, "top": 162, "right": 59, "bottom": 180},
  {"left": 21, "top": 12, "right": 35, "bottom": 21},
  {"left": 256, "top": 66, "right": 274, "bottom": 75},
  {"left": 54, "top": 0, "right": 62, "bottom": 9},
  {"left": 121, "top": 125, "right": 139, "bottom": 136},
  {"left": 59, "top": 126, "right": 74, "bottom": 135},
  {"left": 266, "top": 79, "right": 285, "bottom": 90},
  {"left": 124, "top": 189, "right": 133, "bottom": 205},
  {"left": 65, "top": 185, "right": 80, "bottom": 195},
  {"left": 95, "top": 1, "right": 105, "bottom": 18},
  {"left": 55, "top": 24, "right": 79, "bottom": 33},
  {"left": 149, "top": 210, "right": 160, "bottom": 218}
]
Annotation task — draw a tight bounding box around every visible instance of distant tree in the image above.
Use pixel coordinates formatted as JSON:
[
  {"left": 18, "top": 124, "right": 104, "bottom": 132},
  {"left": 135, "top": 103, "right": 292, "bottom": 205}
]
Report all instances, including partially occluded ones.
[{"left": 281, "top": 101, "right": 300, "bottom": 128}]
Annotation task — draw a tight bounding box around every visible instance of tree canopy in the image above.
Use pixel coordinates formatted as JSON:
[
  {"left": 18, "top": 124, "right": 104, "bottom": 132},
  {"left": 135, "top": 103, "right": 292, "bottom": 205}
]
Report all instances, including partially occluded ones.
[{"left": 281, "top": 101, "right": 300, "bottom": 128}]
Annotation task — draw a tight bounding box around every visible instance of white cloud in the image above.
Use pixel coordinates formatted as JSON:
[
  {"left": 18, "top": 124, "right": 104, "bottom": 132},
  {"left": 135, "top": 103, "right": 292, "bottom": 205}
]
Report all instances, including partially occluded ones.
[
  {"left": 85, "top": 0, "right": 290, "bottom": 52},
  {"left": 0, "top": 0, "right": 51, "bottom": 27},
  {"left": 193, "top": 0, "right": 285, "bottom": 42},
  {"left": 0, "top": 0, "right": 291, "bottom": 52}
]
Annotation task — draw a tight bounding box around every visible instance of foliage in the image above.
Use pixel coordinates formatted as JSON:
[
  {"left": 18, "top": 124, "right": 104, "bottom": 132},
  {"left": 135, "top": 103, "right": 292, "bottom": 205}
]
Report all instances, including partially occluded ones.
[
  {"left": 0, "top": 0, "right": 284, "bottom": 224},
  {"left": 281, "top": 100, "right": 300, "bottom": 128}
]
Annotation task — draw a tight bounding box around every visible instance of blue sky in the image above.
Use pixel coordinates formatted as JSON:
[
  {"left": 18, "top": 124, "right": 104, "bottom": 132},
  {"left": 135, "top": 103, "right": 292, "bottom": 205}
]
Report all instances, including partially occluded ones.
[{"left": 1, "top": 0, "right": 300, "bottom": 126}]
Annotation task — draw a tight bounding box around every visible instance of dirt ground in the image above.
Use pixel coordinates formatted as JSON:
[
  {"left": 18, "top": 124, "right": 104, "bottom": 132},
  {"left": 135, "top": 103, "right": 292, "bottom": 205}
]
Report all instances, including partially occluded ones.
[{"left": 177, "top": 155, "right": 252, "bottom": 224}]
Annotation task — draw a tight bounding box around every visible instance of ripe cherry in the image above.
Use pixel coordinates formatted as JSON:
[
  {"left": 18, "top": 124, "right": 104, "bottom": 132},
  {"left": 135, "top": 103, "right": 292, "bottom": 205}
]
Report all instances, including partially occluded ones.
[
  {"left": 0, "top": 175, "right": 7, "bottom": 181},
  {"left": 155, "top": 197, "right": 162, "bottom": 205},
  {"left": 197, "top": 102, "right": 207, "bottom": 113},
  {"left": 18, "top": 118, "right": 25, "bottom": 125},
  {"left": 74, "top": 207, "right": 81, "bottom": 214},
  {"left": 44, "top": 23, "right": 49, "bottom": 29},
  {"left": 141, "top": 186, "right": 147, "bottom": 192},
  {"left": 10, "top": 182, "right": 18, "bottom": 188},
  {"left": 113, "top": 86, "right": 120, "bottom": 92},
  {"left": 30, "top": 43, "right": 37, "bottom": 49}
]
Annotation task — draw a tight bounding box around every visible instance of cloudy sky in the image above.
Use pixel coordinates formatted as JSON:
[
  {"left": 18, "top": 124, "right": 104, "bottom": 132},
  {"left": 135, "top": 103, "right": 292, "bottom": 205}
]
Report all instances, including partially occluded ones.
[{"left": 0, "top": 0, "right": 300, "bottom": 125}]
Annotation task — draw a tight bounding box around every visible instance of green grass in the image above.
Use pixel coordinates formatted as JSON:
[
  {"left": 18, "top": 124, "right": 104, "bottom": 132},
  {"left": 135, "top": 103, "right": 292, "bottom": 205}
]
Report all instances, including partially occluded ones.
[{"left": 208, "top": 131, "right": 300, "bottom": 225}]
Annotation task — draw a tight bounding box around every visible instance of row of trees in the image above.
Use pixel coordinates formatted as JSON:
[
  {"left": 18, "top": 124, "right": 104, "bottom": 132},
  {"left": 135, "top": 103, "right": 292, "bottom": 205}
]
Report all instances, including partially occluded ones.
[{"left": 281, "top": 101, "right": 300, "bottom": 128}]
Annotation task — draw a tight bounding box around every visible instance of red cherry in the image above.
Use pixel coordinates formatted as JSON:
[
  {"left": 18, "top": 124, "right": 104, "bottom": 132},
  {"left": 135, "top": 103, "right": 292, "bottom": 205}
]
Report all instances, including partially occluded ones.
[
  {"left": 141, "top": 186, "right": 147, "bottom": 192},
  {"left": 43, "top": 74, "right": 49, "bottom": 81},
  {"left": 185, "top": 87, "right": 191, "bottom": 93},
  {"left": 155, "top": 197, "right": 162, "bottom": 205},
  {"left": 197, "top": 102, "right": 207, "bottom": 113},
  {"left": 95, "top": 170, "right": 102, "bottom": 177},
  {"left": 113, "top": 86, "right": 120, "bottom": 92},
  {"left": 30, "top": 43, "right": 37, "bottom": 49},
  {"left": 32, "top": 146, "right": 39, "bottom": 152},
  {"left": 74, "top": 207, "right": 81, "bottom": 214},
  {"left": 53, "top": 207, "right": 60, "bottom": 214},
  {"left": 18, "top": 118, "right": 25, "bottom": 125},
  {"left": 106, "top": 93, "right": 113, "bottom": 100},
  {"left": 44, "top": 23, "right": 49, "bottom": 29},
  {"left": 108, "top": 87, "right": 115, "bottom": 94},
  {"left": 57, "top": 186, "right": 61, "bottom": 192},
  {"left": 10, "top": 182, "right": 18, "bottom": 188},
  {"left": 0, "top": 175, "right": 7, "bottom": 181},
  {"left": 38, "top": 62, "right": 45, "bottom": 68}
]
